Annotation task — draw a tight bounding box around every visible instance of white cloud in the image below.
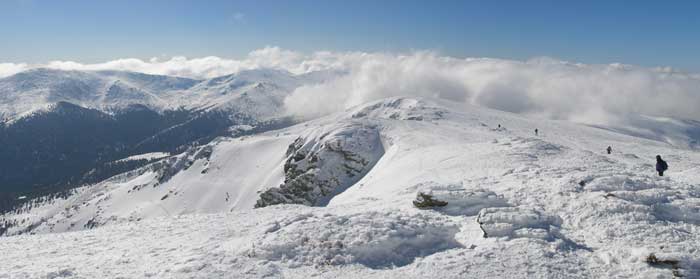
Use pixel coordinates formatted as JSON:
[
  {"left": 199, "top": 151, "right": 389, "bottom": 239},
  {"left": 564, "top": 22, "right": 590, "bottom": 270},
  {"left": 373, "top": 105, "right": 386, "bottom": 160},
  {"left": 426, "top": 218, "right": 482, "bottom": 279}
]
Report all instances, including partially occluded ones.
[
  {"left": 0, "top": 47, "right": 317, "bottom": 79},
  {"left": 281, "top": 51, "right": 700, "bottom": 127},
  {"left": 0, "top": 62, "right": 29, "bottom": 78},
  {"left": 2, "top": 47, "right": 700, "bottom": 127}
]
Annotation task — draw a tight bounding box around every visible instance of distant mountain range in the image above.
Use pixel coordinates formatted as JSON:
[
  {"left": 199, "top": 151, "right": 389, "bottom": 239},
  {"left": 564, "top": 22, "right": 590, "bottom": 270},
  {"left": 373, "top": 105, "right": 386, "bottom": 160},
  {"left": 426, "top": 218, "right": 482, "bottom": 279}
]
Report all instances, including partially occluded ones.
[
  {"left": 0, "top": 68, "right": 338, "bottom": 121},
  {"left": 0, "top": 68, "right": 338, "bottom": 212}
]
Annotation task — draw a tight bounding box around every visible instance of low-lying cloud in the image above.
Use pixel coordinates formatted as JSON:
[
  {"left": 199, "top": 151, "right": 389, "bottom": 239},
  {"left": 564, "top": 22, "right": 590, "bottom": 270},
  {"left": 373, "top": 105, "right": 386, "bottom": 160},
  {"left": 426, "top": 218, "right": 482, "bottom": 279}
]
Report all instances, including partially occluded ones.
[
  {"left": 0, "top": 47, "right": 333, "bottom": 79},
  {"left": 0, "top": 62, "right": 29, "bottom": 78},
  {"left": 283, "top": 52, "right": 700, "bottom": 127},
  {"left": 2, "top": 47, "right": 700, "bottom": 127}
]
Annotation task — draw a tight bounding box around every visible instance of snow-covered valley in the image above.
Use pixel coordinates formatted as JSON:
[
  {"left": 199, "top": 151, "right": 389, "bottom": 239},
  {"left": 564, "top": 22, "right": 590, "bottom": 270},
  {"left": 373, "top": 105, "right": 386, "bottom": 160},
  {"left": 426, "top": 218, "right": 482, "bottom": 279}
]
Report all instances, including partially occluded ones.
[{"left": 2, "top": 97, "right": 699, "bottom": 278}]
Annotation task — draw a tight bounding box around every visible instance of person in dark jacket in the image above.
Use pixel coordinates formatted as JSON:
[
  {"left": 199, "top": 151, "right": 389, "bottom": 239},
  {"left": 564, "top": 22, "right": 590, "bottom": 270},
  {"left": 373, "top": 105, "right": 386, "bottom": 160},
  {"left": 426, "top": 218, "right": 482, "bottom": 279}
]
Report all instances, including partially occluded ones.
[
  {"left": 606, "top": 146, "right": 612, "bottom": 154},
  {"left": 656, "top": 155, "right": 668, "bottom": 176}
]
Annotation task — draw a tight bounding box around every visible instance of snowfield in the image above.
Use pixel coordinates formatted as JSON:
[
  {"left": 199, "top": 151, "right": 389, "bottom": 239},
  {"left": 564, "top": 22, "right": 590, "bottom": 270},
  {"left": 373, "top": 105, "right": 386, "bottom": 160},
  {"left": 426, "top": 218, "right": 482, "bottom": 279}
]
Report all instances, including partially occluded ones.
[{"left": 2, "top": 97, "right": 700, "bottom": 278}]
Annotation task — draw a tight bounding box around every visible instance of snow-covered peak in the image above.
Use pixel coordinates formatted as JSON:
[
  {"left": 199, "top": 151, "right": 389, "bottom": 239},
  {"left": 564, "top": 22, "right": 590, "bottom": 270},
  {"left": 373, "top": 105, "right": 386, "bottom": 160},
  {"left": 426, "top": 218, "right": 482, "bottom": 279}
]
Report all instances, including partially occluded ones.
[
  {"left": 348, "top": 97, "right": 447, "bottom": 121},
  {"left": 198, "top": 68, "right": 298, "bottom": 90},
  {"left": 93, "top": 70, "right": 199, "bottom": 92},
  {"left": 0, "top": 69, "right": 190, "bottom": 120},
  {"left": 180, "top": 69, "right": 344, "bottom": 120}
]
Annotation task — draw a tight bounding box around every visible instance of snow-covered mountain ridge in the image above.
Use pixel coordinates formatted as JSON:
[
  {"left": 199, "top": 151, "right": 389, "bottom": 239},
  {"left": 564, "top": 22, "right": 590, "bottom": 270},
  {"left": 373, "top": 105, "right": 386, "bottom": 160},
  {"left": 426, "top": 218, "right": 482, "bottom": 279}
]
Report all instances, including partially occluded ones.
[
  {"left": 4, "top": 67, "right": 700, "bottom": 151},
  {"left": 0, "top": 68, "right": 336, "bottom": 213},
  {"left": 0, "top": 68, "right": 194, "bottom": 121},
  {"left": 0, "top": 68, "right": 334, "bottom": 122},
  {"left": 1, "top": 97, "right": 699, "bottom": 278}
]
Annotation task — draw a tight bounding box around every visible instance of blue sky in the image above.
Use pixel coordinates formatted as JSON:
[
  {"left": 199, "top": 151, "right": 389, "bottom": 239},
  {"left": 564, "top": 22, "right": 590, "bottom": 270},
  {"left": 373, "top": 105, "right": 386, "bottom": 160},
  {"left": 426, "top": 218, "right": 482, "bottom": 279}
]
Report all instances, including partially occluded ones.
[{"left": 2, "top": 0, "right": 699, "bottom": 70}]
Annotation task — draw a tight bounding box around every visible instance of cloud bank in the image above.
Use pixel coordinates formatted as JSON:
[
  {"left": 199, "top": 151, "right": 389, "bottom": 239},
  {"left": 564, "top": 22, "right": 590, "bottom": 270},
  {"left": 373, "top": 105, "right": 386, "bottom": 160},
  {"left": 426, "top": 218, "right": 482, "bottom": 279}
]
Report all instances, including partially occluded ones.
[
  {"left": 282, "top": 51, "right": 700, "bottom": 127},
  {"left": 0, "top": 63, "right": 29, "bottom": 78},
  {"left": 0, "top": 47, "right": 335, "bottom": 80},
  {"left": 2, "top": 47, "right": 700, "bottom": 127}
]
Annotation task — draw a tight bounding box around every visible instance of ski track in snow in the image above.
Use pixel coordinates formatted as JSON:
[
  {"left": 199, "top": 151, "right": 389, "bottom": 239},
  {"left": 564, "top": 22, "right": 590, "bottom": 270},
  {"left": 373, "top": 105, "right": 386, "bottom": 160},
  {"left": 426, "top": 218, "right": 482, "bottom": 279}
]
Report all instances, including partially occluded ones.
[{"left": 1, "top": 97, "right": 700, "bottom": 278}]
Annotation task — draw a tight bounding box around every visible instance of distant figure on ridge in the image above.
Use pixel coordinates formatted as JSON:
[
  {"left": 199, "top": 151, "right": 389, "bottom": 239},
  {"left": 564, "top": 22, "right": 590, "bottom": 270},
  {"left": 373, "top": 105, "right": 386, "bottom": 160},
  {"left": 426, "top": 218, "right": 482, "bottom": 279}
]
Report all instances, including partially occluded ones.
[
  {"left": 606, "top": 146, "right": 612, "bottom": 154},
  {"left": 498, "top": 124, "right": 501, "bottom": 129},
  {"left": 656, "top": 155, "right": 668, "bottom": 176},
  {"left": 535, "top": 128, "right": 538, "bottom": 136}
]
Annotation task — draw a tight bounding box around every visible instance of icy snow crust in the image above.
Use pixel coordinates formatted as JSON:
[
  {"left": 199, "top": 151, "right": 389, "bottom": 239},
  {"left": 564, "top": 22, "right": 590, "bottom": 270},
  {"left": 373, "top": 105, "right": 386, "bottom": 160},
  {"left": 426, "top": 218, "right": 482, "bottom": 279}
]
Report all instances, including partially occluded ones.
[{"left": 2, "top": 97, "right": 700, "bottom": 278}]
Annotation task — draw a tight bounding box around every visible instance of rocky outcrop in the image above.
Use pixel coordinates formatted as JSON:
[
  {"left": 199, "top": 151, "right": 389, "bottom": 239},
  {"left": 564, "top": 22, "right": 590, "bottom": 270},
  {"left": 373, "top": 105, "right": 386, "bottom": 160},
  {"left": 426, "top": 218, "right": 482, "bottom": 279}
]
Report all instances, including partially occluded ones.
[{"left": 256, "top": 123, "right": 384, "bottom": 207}]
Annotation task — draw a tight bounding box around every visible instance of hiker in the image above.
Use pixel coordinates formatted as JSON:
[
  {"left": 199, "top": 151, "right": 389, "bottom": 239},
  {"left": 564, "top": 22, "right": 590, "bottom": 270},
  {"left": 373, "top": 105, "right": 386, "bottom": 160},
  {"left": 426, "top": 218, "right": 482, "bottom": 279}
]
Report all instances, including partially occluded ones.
[
  {"left": 656, "top": 155, "right": 668, "bottom": 176},
  {"left": 535, "top": 128, "right": 538, "bottom": 136},
  {"left": 606, "top": 146, "right": 612, "bottom": 154},
  {"left": 498, "top": 124, "right": 501, "bottom": 129}
]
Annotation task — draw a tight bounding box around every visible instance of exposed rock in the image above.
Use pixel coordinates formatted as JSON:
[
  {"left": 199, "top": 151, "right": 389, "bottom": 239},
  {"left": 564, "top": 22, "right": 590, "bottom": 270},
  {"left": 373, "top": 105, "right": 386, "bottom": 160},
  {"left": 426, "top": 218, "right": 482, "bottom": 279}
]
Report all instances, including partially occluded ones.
[
  {"left": 256, "top": 123, "right": 384, "bottom": 207},
  {"left": 412, "top": 192, "right": 448, "bottom": 208}
]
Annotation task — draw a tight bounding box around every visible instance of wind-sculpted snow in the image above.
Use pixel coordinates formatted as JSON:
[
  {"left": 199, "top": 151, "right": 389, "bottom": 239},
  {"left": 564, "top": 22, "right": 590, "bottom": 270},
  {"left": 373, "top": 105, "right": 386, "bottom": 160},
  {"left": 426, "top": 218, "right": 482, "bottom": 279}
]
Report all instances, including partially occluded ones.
[
  {"left": 408, "top": 182, "right": 509, "bottom": 216},
  {"left": 476, "top": 207, "right": 563, "bottom": 240},
  {"left": 248, "top": 211, "right": 462, "bottom": 268},
  {"left": 576, "top": 172, "right": 700, "bottom": 225},
  {"left": 256, "top": 123, "right": 384, "bottom": 207}
]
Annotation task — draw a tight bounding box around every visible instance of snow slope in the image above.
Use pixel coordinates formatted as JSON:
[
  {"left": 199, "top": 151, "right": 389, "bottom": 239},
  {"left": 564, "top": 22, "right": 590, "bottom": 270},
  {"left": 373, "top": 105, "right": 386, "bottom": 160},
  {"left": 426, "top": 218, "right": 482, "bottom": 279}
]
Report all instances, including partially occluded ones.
[
  {"left": 593, "top": 114, "right": 700, "bottom": 150},
  {"left": 2, "top": 97, "right": 700, "bottom": 278}
]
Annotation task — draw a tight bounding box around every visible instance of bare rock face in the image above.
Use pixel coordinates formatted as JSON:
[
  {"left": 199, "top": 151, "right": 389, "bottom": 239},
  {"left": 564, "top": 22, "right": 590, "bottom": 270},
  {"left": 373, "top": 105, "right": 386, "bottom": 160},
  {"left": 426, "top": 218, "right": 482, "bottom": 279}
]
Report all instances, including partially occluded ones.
[{"left": 256, "top": 123, "right": 384, "bottom": 207}]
